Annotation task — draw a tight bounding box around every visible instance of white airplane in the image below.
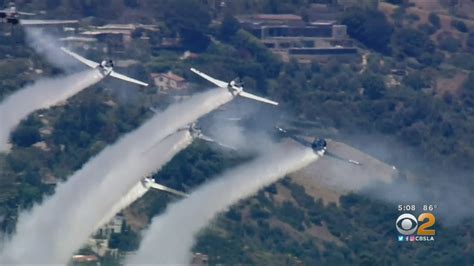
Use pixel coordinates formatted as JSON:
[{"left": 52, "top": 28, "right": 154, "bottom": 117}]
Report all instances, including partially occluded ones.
[
  {"left": 141, "top": 177, "right": 188, "bottom": 197},
  {"left": 190, "top": 68, "right": 279, "bottom": 106},
  {"left": 0, "top": 2, "right": 78, "bottom": 26},
  {"left": 181, "top": 123, "right": 236, "bottom": 150},
  {"left": 60, "top": 47, "right": 149, "bottom": 87},
  {"left": 149, "top": 107, "right": 236, "bottom": 150}
]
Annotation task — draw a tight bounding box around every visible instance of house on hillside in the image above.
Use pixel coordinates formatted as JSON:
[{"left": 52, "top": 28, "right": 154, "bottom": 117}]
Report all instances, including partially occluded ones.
[
  {"left": 236, "top": 11, "right": 357, "bottom": 63},
  {"left": 191, "top": 253, "right": 209, "bottom": 265},
  {"left": 96, "top": 215, "right": 124, "bottom": 239},
  {"left": 151, "top": 72, "right": 187, "bottom": 91}
]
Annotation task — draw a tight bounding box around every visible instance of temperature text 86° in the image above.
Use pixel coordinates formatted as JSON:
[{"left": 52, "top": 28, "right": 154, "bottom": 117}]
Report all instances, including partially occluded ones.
[{"left": 423, "top": 205, "right": 438, "bottom": 211}]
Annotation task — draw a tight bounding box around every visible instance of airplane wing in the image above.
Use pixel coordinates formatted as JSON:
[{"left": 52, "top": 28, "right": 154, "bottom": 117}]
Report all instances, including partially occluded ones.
[
  {"left": 20, "top": 19, "right": 78, "bottom": 25},
  {"left": 239, "top": 91, "right": 279, "bottom": 106},
  {"left": 60, "top": 47, "right": 99, "bottom": 68},
  {"left": 149, "top": 107, "right": 159, "bottom": 114},
  {"left": 198, "top": 134, "right": 215, "bottom": 143},
  {"left": 17, "top": 12, "right": 36, "bottom": 16},
  {"left": 214, "top": 141, "right": 236, "bottom": 150},
  {"left": 110, "top": 71, "right": 149, "bottom": 87},
  {"left": 277, "top": 127, "right": 313, "bottom": 148},
  {"left": 149, "top": 182, "right": 188, "bottom": 197},
  {"left": 190, "top": 68, "right": 228, "bottom": 88},
  {"left": 326, "top": 151, "right": 361, "bottom": 166},
  {"left": 198, "top": 134, "right": 236, "bottom": 150}
]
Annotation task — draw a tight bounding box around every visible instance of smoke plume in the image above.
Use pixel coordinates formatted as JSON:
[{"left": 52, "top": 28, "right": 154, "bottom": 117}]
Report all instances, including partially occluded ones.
[
  {"left": 0, "top": 131, "right": 192, "bottom": 264},
  {"left": 94, "top": 131, "right": 193, "bottom": 232},
  {"left": 127, "top": 144, "right": 318, "bottom": 264},
  {"left": 0, "top": 88, "right": 232, "bottom": 263},
  {"left": 24, "top": 28, "right": 80, "bottom": 71},
  {"left": 0, "top": 69, "right": 103, "bottom": 151}
]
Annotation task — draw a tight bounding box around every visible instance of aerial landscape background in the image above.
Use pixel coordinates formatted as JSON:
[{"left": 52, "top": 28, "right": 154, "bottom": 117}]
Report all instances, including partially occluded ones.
[{"left": 0, "top": 0, "right": 473, "bottom": 265}]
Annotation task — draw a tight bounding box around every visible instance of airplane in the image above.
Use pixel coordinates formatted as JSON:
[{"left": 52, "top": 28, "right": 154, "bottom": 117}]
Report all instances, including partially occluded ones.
[
  {"left": 190, "top": 67, "right": 279, "bottom": 106},
  {"left": 180, "top": 122, "right": 236, "bottom": 150},
  {"left": 60, "top": 47, "right": 149, "bottom": 87},
  {"left": 0, "top": 2, "right": 78, "bottom": 26},
  {"left": 140, "top": 177, "right": 188, "bottom": 197},
  {"left": 276, "top": 127, "right": 361, "bottom": 165},
  {"left": 149, "top": 107, "right": 236, "bottom": 150}
]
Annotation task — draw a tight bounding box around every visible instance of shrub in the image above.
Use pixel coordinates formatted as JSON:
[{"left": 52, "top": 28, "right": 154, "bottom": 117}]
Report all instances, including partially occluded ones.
[{"left": 451, "top": 20, "right": 468, "bottom": 33}]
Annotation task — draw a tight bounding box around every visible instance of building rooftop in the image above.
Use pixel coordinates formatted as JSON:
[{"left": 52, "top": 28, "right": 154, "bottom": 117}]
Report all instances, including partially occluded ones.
[
  {"left": 72, "top": 255, "right": 99, "bottom": 262},
  {"left": 60, "top": 36, "right": 97, "bottom": 42},
  {"left": 154, "top": 72, "right": 185, "bottom": 82},
  {"left": 81, "top": 30, "right": 131, "bottom": 36},
  {"left": 253, "top": 14, "right": 302, "bottom": 21},
  {"left": 97, "top": 24, "right": 136, "bottom": 30},
  {"left": 236, "top": 13, "right": 304, "bottom": 25}
]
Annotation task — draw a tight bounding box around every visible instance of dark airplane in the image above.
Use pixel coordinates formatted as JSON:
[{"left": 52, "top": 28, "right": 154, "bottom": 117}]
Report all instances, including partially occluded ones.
[
  {"left": 0, "top": 2, "right": 78, "bottom": 26},
  {"left": 276, "top": 127, "right": 361, "bottom": 166}
]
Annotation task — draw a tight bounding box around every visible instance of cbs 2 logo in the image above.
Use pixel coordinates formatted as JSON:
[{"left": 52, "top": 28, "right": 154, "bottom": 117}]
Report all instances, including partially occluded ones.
[{"left": 396, "top": 213, "right": 436, "bottom": 235}]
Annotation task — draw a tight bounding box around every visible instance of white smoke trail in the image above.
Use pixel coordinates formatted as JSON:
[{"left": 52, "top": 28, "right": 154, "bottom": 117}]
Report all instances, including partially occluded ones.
[
  {"left": 24, "top": 28, "right": 79, "bottom": 70},
  {"left": 127, "top": 144, "right": 318, "bottom": 265},
  {"left": 0, "top": 88, "right": 231, "bottom": 263},
  {"left": 95, "top": 180, "right": 150, "bottom": 231},
  {"left": 95, "top": 131, "right": 193, "bottom": 232},
  {"left": 0, "top": 131, "right": 192, "bottom": 264},
  {"left": 0, "top": 69, "right": 103, "bottom": 152}
]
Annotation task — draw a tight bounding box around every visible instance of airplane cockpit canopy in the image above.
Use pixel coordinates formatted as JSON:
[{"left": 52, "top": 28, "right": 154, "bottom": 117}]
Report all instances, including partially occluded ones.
[{"left": 312, "top": 138, "right": 327, "bottom": 151}]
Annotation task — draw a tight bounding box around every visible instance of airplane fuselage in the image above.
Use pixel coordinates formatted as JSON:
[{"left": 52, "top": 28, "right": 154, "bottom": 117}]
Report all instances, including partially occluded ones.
[
  {"left": 188, "top": 123, "right": 204, "bottom": 139},
  {"left": 97, "top": 60, "right": 114, "bottom": 77},
  {"left": 140, "top": 177, "right": 154, "bottom": 189},
  {"left": 1, "top": 11, "right": 19, "bottom": 24},
  {"left": 6, "top": 15, "right": 19, "bottom": 24},
  {"left": 227, "top": 81, "right": 243, "bottom": 96},
  {"left": 1, "top": 4, "right": 20, "bottom": 24},
  {"left": 312, "top": 138, "right": 327, "bottom": 156}
]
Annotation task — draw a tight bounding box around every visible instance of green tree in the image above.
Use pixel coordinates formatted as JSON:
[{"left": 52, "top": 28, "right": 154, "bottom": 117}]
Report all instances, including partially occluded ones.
[
  {"left": 462, "top": 72, "right": 474, "bottom": 94},
  {"left": 392, "top": 28, "right": 434, "bottom": 58},
  {"left": 428, "top": 12, "right": 441, "bottom": 29},
  {"left": 403, "top": 71, "right": 430, "bottom": 90},
  {"left": 361, "top": 74, "right": 385, "bottom": 99},
  {"left": 163, "top": 0, "right": 211, "bottom": 52},
  {"left": 451, "top": 20, "right": 468, "bottom": 33},
  {"left": 219, "top": 13, "right": 240, "bottom": 41},
  {"left": 108, "top": 224, "right": 139, "bottom": 251},
  {"left": 386, "top": 0, "right": 404, "bottom": 4},
  {"left": 10, "top": 125, "right": 41, "bottom": 147},
  {"left": 124, "top": 0, "right": 139, "bottom": 8},
  {"left": 439, "top": 36, "right": 461, "bottom": 52},
  {"left": 467, "top": 33, "right": 474, "bottom": 48},
  {"left": 341, "top": 7, "right": 393, "bottom": 54}
]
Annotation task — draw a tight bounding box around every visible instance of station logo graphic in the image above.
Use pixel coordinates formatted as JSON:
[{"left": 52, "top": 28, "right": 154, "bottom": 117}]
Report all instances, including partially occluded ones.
[{"left": 396, "top": 211, "right": 436, "bottom": 242}]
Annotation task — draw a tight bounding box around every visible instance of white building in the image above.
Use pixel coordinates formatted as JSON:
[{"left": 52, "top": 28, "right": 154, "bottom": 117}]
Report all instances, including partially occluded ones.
[{"left": 97, "top": 215, "right": 124, "bottom": 239}]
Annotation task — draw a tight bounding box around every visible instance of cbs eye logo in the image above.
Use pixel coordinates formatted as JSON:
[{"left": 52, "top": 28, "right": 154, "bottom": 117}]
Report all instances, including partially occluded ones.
[{"left": 396, "top": 213, "right": 436, "bottom": 235}]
